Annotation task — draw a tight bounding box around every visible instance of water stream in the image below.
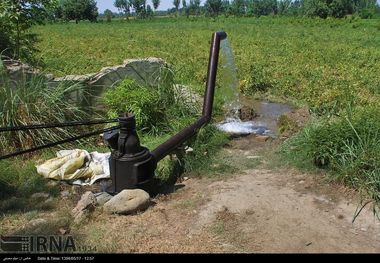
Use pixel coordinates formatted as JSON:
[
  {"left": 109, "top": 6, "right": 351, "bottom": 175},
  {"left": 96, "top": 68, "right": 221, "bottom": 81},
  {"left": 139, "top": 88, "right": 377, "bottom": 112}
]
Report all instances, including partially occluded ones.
[{"left": 216, "top": 39, "right": 292, "bottom": 136}]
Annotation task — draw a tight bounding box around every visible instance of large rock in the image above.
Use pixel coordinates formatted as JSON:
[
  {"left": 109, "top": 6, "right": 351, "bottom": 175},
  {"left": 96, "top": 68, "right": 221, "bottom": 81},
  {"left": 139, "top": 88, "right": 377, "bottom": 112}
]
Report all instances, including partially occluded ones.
[
  {"left": 103, "top": 189, "right": 150, "bottom": 215},
  {"left": 48, "top": 57, "right": 171, "bottom": 89},
  {"left": 95, "top": 192, "right": 113, "bottom": 206},
  {"left": 89, "top": 58, "right": 172, "bottom": 89}
]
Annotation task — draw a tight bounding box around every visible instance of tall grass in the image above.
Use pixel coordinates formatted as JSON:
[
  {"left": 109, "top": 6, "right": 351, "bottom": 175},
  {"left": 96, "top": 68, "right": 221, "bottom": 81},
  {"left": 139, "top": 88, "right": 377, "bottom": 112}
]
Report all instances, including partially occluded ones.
[
  {"left": 0, "top": 73, "right": 91, "bottom": 155},
  {"left": 281, "top": 105, "right": 380, "bottom": 218}
]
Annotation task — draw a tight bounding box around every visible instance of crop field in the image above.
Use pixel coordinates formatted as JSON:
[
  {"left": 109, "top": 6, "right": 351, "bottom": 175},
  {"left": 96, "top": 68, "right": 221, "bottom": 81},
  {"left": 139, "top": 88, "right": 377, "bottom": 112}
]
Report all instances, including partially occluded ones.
[{"left": 34, "top": 17, "right": 380, "bottom": 109}]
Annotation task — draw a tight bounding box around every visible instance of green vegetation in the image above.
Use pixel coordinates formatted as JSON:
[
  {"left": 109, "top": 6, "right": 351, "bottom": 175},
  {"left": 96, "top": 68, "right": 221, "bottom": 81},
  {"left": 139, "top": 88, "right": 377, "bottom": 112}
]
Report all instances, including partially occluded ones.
[
  {"left": 281, "top": 105, "right": 380, "bottom": 216},
  {"left": 33, "top": 17, "right": 380, "bottom": 109},
  {"left": 0, "top": 0, "right": 56, "bottom": 63},
  {"left": 0, "top": 74, "right": 90, "bottom": 156},
  {"left": 56, "top": 0, "right": 98, "bottom": 23},
  {"left": 103, "top": 65, "right": 196, "bottom": 135}
]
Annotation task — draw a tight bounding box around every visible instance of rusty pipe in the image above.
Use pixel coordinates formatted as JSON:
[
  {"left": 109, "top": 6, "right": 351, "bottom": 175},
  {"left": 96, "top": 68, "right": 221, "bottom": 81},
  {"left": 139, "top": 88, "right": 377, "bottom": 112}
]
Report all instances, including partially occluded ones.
[{"left": 151, "top": 31, "right": 227, "bottom": 162}]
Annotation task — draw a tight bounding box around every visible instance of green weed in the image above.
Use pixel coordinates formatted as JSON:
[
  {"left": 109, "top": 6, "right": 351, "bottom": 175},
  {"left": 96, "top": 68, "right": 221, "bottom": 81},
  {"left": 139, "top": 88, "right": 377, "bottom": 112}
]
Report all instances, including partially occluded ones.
[{"left": 281, "top": 105, "right": 380, "bottom": 216}]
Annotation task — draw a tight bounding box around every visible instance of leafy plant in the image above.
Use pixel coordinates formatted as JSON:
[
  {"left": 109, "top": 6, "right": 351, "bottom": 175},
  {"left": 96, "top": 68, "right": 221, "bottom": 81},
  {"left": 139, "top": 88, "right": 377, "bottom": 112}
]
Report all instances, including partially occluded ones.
[
  {"left": 0, "top": 0, "right": 56, "bottom": 63},
  {"left": 104, "top": 79, "right": 169, "bottom": 134}
]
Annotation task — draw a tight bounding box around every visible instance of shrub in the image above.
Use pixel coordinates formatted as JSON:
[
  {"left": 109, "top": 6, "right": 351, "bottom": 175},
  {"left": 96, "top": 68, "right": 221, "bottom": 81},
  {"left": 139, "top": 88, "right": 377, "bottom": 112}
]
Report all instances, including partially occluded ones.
[
  {"left": 103, "top": 75, "right": 198, "bottom": 135},
  {"left": 104, "top": 79, "right": 169, "bottom": 134},
  {"left": 281, "top": 105, "right": 380, "bottom": 211}
]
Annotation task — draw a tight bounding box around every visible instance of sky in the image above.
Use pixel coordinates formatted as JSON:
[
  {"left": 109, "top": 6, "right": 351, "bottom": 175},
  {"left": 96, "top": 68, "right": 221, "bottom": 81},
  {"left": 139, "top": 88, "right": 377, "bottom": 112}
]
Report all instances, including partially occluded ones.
[{"left": 97, "top": 0, "right": 206, "bottom": 13}]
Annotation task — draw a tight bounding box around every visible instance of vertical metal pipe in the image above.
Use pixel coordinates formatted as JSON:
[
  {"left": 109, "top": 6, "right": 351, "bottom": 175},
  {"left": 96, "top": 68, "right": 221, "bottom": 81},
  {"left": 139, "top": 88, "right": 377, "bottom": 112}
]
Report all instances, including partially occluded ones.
[
  {"left": 151, "top": 31, "right": 227, "bottom": 162},
  {"left": 202, "top": 31, "right": 227, "bottom": 121}
]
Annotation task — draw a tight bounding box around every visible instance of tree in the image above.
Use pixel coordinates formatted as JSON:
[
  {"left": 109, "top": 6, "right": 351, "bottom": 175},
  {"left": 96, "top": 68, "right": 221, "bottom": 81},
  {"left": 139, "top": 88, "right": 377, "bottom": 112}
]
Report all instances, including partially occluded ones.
[
  {"left": 278, "top": 0, "right": 292, "bottom": 15},
  {"left": 0, "top": 0, "right": 57, "bottom": 63},
  {"left": 173, "top": 0, "right": 181, "bottom": 15},
  {"left": 146, "top": 4, "right": 154, "bottom": 17},
  {"left": 182, "top": 0, "right": 190, "bottom": 16},
  {"left": 232, "top": 0, "right": 246, "bottom": 16},
  {"left": 222, "top": 0, "right": 233, "bottom": 16},
  {"left": 104, "top": 9, "right": 113, "bottom": 22},
  {"left": 205, "top": 0, "right": 224, "bottom": 16},
  {"left": 130, "top": 0, "right": 146, "bottom": 18},
  {"left": 189, "top": 0, "right": 201, "bottom": 15},
  {"left": 248, "top": 0, "right": 278, "bottom": 16},
  {"left": 152, "top": 0, "right": 160, "bottom": 11},
  {"left": 114, "top": 0, "right": 130, "bottom": 19},
  {"left": 61, "top": 0, "right": 98, "bottom": 23}
]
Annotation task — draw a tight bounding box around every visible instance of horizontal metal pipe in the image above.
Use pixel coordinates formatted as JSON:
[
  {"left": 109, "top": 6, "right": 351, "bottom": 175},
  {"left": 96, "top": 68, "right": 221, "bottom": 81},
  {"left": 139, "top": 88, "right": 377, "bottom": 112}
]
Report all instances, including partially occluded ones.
[{"left": 151, "top": 31, "right": 227, "bottom": 162}]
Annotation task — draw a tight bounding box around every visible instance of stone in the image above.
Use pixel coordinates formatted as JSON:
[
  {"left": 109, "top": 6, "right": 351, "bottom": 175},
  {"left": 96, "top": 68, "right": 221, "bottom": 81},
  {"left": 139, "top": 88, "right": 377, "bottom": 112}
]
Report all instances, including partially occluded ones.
[
  {"left": 88, "top": 57, "right": 171, "bottom": 90},
  {"left": 239, "top": 106, "right": 258, "bottom": 121},
  {"left": 174, "top": 84, "right": 202, "bottom": 105},
  {"left": 103, "top": 189, "right": 150, "bottom": 215},
  {"left": 73, "top": 210, "right": 87, "bottom": 224},
  {"left": 185, "top": 146, "right": 194, "bottom": 154},
  {"left": 95, "top": 192, "right": 113, "bottom": 206},
  {"left": 71, "top": 191, "right": 97, "bottom": 219}
]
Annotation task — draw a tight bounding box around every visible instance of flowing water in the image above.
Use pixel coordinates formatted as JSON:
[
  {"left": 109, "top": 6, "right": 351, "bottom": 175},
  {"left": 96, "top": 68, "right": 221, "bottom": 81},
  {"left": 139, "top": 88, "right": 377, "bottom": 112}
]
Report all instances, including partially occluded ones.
[
  {"left": 216, "top": 39, "right": 292, "bottom": 136},
  {"left": 218, "top": 39, "right": 241, "bottom": 118}
]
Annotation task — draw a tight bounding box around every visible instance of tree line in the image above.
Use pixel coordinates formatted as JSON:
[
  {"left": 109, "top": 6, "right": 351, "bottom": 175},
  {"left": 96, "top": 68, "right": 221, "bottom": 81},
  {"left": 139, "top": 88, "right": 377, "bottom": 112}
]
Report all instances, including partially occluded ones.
[
  {"left": 45, "top": 0, "right": 380, "bottom": 22},
  {"left": 104, "top": 0, "right": 379, "bottom": 19}
]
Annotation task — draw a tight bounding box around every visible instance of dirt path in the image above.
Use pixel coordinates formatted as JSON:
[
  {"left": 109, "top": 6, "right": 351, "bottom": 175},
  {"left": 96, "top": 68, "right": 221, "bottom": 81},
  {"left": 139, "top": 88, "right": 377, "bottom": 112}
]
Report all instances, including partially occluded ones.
[{"left": 191, "top": 168, "right": 380, "bottom": 252}]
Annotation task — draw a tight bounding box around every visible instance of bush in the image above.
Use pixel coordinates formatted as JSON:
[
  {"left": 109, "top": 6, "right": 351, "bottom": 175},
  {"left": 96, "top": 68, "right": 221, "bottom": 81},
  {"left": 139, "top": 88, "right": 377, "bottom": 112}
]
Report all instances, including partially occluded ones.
[
  {"left": 104, "top": 76, "right": 198, "bottom": 135},
  {"left": 281, "top": 105, "right": 380, "bottom": 209},
  {"left": 359, "top": 8, "right": 375, "bottom": 19},
  {"left": 104, "top": 79, "right": 169, "bottom": 134}
]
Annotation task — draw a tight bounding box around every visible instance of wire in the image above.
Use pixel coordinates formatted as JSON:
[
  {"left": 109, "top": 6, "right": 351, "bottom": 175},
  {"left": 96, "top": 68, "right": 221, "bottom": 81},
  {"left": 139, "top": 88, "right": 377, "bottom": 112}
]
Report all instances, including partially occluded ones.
[
  {"left": 0, "top": 118, "right": 118, "bottom": 133},
  {"left": 0, "top": 126, "right": 120, "bottom": 161}
]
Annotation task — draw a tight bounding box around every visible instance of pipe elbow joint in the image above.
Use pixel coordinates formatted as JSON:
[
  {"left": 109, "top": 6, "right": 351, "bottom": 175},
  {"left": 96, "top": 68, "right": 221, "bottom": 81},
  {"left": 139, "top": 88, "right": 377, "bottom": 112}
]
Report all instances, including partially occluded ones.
[{"left": 215, "top": 31, "right": 227, "bottom": 40}]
